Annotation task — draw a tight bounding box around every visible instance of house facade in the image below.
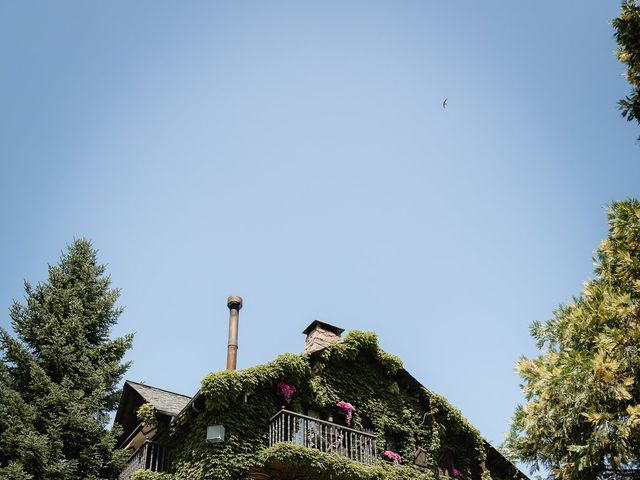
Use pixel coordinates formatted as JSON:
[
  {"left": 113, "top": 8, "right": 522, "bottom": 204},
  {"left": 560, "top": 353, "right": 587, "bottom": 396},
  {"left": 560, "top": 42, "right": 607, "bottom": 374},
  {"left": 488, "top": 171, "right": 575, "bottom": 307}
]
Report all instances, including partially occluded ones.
[{"left": 115, "top": 318, "right": 526, "bottom": 480}]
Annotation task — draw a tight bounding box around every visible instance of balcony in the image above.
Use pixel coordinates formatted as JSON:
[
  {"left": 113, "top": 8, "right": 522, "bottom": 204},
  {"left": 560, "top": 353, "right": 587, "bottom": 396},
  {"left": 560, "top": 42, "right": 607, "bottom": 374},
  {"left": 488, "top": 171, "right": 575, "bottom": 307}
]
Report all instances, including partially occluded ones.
[
  {"left": 268, "top": 409, "right": 377, "bottom": 465},
  {"left": 119, "top": 441, "right": 170, "bottom": 480}
]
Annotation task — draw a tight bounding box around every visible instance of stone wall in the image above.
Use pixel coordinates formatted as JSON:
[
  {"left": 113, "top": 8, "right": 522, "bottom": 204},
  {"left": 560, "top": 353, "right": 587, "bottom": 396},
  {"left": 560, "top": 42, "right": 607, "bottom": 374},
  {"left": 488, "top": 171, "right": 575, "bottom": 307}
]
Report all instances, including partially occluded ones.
[{"left": 304, "top": 326, "right": 341, "bottom": 353}]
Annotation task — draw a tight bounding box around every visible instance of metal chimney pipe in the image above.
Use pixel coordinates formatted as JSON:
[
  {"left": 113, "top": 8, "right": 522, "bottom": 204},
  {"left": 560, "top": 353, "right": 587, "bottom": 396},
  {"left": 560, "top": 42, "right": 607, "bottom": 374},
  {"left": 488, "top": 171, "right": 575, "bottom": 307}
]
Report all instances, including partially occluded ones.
[{"left": 226, "top": 296, "right": 243, "bottom": 370}]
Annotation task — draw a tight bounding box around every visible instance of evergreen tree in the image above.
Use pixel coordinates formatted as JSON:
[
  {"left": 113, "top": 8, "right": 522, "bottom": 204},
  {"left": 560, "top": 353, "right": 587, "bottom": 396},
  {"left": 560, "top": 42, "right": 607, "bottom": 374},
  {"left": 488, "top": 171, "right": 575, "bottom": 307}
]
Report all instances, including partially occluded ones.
[
  {"left": 614, "top": 1, "right": 640, "bottom": 139},
  {"left": 0, "top": 239, "right": 133, "bottom": 479},
  {"left": 505, "top": 200, "right": 640, "bottom": 479}
]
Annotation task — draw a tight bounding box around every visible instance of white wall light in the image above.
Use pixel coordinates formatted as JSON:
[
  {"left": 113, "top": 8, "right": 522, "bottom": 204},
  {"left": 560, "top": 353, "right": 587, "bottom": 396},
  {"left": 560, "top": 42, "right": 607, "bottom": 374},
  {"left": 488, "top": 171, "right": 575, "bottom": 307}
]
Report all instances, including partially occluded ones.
[{"left": 206, "top": 425, "right": 225, "bottom": 443}]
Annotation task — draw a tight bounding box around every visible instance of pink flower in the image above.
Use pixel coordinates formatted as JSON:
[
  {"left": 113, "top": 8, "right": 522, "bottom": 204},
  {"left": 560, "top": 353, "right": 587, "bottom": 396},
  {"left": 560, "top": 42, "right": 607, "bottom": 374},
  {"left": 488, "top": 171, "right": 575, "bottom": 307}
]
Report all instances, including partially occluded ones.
[
  {"left": 277, "top": 381, "right": 296, "bottom": 404},
  {"left": 452, "top": 469, "right": 464, "bottom": 478},
  {"left": 336, "top": 401, "right": 356, "bottom": 426},
  {"left": 383, "top": 450, "right": 402, "bottom": 465}
]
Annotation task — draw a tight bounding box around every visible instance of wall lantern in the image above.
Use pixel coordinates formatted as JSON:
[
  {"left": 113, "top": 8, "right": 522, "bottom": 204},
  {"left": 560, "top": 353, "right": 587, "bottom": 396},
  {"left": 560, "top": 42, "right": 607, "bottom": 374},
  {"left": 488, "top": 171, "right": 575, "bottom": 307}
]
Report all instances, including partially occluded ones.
[{"left": 206, "top": 425, "right": 225, "bottom": 443}]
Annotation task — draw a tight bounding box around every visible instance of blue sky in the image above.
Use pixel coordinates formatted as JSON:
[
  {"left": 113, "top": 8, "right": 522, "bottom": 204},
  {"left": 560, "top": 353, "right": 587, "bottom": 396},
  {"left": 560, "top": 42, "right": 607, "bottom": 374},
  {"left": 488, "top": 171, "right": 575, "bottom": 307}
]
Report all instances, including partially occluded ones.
[{"left": 1, "top": 1, "right": 639, "bottom": 450}]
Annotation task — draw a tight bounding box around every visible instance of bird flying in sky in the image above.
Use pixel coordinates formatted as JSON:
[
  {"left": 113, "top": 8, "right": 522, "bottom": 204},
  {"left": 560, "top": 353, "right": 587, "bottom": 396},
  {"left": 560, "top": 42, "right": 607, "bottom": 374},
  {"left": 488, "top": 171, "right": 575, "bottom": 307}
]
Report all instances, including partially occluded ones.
[{"left": 442, "top": 98, "right": 447, "bottom": 108}]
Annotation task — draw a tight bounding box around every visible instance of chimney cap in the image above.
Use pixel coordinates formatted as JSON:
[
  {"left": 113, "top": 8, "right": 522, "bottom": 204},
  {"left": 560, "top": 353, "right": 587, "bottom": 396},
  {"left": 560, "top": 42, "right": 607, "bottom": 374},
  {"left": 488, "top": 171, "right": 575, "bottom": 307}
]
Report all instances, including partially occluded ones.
[
  {"left": 227, "top": 296, "right": 243, "bottom": 310},
  {"left": 302, "top": 320, "right": 344, "bottom": 336}
]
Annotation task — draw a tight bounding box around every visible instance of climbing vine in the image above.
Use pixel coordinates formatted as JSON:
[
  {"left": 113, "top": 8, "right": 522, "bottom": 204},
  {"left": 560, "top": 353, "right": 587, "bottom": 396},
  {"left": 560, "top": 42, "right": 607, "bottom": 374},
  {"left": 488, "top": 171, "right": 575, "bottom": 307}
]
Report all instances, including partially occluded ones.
[
  {"left": 137, "top": 403, "right": 158, "bottom": 429},
  {"left": 134, "top": 331, "right": 511, "bottom": 480},
  {"left": 129, "top": 471, "right": 174, "bottom": 480},
  {"left": 257, "top": 443, "right": 433, "bottom": 480}
]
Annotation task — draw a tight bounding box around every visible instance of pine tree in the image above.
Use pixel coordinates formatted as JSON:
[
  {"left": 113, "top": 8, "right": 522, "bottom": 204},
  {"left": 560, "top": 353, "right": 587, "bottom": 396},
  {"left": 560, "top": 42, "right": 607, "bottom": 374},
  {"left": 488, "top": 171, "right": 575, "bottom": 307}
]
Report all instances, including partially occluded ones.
[
  {"left": 0, "top": 239, "right": 134, "bottom": 479},
  {"left": 505, "top": 200, "right": 640, "bottom": 479},
  {"left": 614, "top": 1, "right": 640, "bottom": 139}
]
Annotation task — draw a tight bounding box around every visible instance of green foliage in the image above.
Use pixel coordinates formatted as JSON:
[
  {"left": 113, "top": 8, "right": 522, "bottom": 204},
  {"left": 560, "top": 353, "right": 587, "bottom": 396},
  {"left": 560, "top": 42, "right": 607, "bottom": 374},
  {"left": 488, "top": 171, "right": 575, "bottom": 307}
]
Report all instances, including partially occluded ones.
[
  {"left": 614, "top": 1, "right": 640, "bottom": 139},
  {"left": 199, "top": 352, "right": 311, "bottom": 412},
  {"left": 429, "top": 393, "right": 485, "bottom": 466},
  {"left": 167, "top": 330, "right": 494, "bottom": 479},
  {"left": 0, "top": 239, "right": 133, "bottom": 479},
  {"left": 128, "top": 470, "right": 175, "bottom": 480},
  {"left": 505, "top": 200, "right": 640, "bottom": 479},
  {"left": 137, "top": 403, "right": 158, "bottom": 429},
  {"left": 257, "top": 442, "right": 434, "bottom": 480}
]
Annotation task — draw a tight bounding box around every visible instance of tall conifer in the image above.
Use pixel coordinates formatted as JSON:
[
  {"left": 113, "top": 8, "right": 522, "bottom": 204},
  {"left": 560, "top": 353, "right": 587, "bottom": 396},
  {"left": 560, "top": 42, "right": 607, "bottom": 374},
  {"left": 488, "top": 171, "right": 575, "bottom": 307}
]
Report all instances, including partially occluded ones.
[{"left": 0, "top": 239, "right": 133, "bottom": 479}]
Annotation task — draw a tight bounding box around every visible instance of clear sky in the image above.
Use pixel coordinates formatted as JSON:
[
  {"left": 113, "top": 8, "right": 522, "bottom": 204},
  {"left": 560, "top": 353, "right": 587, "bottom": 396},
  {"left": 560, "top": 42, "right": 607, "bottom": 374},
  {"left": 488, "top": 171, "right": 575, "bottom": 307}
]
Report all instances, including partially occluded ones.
[{"left": 1, "top": 1, "right": 639, "bottom": 451}]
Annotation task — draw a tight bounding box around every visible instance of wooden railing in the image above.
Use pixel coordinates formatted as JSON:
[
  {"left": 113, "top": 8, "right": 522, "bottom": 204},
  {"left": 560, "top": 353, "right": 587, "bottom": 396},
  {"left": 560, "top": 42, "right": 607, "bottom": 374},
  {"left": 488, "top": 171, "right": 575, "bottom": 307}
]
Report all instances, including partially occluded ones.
[
  {"left": 119, "top": 441, "right": 170, "bottom": 480},
  {"left": 269, "top": 409, "right": 377, "bottom": 465}
]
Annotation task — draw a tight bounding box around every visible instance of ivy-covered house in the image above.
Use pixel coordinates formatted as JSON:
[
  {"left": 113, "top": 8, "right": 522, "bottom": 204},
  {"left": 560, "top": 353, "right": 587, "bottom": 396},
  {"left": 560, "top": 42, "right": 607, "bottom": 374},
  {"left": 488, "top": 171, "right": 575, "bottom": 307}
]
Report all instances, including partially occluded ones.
[
  {"left": 115, "top": 319, "right": 526, "bottom": 480},
  {"left": 115, "top": 381, "right": 191, "bottom": 478}
]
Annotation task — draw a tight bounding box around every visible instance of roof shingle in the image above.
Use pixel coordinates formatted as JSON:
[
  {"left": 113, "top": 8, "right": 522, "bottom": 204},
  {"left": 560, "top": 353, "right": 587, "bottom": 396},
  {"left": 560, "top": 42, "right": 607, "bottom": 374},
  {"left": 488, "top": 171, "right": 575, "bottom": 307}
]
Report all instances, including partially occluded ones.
[{"left": 125, "top": 380, "right": 191, "bottom": 417}]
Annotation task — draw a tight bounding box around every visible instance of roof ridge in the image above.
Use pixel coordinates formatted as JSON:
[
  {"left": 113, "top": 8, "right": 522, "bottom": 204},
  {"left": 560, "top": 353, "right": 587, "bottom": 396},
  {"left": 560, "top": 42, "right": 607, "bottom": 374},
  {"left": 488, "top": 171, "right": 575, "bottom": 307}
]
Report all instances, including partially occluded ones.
[{"left": 125, "top": 380, "right": 192, "bottom": 399}]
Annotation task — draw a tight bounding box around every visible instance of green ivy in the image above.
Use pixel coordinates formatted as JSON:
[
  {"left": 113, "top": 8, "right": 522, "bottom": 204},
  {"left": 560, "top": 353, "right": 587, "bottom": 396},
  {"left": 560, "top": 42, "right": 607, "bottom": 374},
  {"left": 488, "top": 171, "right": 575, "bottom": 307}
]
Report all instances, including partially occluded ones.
[
  {"left": 257, "top": 442, "right": 434, "bottom": 480},
  {"left": 129, "top": 470, "right": 174, "bottom": 480},
  {"left": 148, "top": 331, "right": 498, "bottom": 480},
  {"left": 137, "top": 403, "right": 158, "bottom": 429}
]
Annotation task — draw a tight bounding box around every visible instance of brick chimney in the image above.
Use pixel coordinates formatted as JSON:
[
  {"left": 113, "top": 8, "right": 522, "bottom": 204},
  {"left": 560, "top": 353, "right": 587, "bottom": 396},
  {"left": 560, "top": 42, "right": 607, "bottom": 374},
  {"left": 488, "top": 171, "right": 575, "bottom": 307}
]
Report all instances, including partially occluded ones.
[{"left": 302, "top": 320, "right": 344, "bottom": 354}]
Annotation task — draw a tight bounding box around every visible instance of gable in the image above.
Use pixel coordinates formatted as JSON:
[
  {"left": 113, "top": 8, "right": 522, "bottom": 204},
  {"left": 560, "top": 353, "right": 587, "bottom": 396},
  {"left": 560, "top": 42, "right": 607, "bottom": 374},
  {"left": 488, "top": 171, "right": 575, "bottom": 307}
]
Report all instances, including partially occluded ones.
[
  {"left": 165, "top": 330, "right": 526, "bottom": 480},
  {"left": 115, "top": 380, "right": 191, "bottom": 447}
]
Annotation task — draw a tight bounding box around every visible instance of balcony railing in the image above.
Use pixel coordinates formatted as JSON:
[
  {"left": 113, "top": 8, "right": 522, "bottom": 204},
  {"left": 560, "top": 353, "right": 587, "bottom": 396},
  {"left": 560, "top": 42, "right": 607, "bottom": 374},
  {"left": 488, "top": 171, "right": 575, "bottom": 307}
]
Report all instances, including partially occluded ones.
[
  {"left": 119, "top": 441, "right": 170, "bottom": 480},
  {"left": 269, "top": 409, "right": 377, "bottom": 465}
]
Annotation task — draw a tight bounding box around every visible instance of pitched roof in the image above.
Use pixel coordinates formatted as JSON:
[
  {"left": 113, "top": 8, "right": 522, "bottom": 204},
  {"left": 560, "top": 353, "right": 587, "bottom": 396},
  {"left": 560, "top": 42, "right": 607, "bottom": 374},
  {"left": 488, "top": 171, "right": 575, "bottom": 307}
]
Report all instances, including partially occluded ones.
[
  {"left": 125, "top": 380, "right": 191, "bottom": 417},
  {"left": 174, "top": 337, "right": 528, "bottom": 480}
]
